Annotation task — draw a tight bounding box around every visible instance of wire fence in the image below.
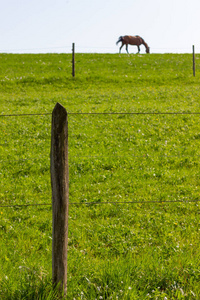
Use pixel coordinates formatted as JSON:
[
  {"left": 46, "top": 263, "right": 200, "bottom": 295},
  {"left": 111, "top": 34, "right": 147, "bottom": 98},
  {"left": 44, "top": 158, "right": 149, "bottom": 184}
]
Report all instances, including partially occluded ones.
[
  {"left": 1, "top": 199, "right": 200, "bottom": 209},
  {"left": 0, "top": 45, "right": 200, "bottom": 54},
  {"left": 1, "top": 111, "right": 200, "bottom": 209},
  {"left": 1, "top": 112, "right": 200, "bottom": 118}
]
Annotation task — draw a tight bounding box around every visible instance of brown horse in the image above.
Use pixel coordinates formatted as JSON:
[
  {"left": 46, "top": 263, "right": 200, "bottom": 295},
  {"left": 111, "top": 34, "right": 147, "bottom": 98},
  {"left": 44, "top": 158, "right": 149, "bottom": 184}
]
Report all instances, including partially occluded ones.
[{"left": 116, "top": 35, "right": 150, "bottom": 54}]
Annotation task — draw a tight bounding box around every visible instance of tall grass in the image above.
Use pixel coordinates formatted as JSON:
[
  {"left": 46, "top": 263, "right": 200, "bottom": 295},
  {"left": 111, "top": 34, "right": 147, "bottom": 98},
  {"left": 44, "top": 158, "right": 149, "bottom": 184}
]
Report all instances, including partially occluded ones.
[{"left": 0, "top": 53, "right": 200, "bottom": 299}]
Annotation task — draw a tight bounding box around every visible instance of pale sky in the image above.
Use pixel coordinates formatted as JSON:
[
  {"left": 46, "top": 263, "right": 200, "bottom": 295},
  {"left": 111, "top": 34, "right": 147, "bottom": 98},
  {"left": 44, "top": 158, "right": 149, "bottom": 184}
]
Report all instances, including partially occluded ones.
[{"left": 1, "top": 0, "right": 200, "bottom": 54}]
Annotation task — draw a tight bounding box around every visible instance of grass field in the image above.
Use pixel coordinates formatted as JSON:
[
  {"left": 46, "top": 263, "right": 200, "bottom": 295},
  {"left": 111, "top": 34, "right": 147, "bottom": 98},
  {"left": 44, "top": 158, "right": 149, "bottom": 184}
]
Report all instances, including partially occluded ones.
[{"left": 0, "top": 53, "right": 200, "bottom": 299}]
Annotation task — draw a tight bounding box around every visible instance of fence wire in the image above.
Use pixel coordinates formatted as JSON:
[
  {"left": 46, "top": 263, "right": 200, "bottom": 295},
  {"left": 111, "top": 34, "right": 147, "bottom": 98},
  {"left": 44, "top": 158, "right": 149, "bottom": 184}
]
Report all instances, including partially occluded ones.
[
  {"left": 1, "top": 198, "right": 200, "bottom": 208},
  {"left": 1, "top": 112, "right": 200, "bottom": 117},
  {"left": 1, "top": 111, "right": 200, "bottom": 209}
]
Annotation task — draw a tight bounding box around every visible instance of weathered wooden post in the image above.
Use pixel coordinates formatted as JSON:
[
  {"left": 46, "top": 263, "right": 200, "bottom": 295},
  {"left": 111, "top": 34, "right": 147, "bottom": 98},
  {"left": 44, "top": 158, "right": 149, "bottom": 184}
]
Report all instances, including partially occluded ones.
[
  {"left": 72, "top": 43, "right": 75, "bottom": 77},
  {"left": 193, "top": 45, "right": 195, "bottom": 77},
  {"left": 51, "top": 102, "right": 69, "bottom": 297}
]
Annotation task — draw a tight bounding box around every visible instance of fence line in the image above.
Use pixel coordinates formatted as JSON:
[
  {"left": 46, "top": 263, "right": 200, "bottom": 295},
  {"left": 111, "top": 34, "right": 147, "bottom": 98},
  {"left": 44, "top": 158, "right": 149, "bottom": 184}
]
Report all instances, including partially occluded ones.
[
  {"left": 1, "top": 111, "right": 200, "bottom": 118},
  {"left": 0, "top": 45, "right": 199, "bottom": 53},
  {"left": 0, "top": 45, "right": 72, "bottom": 53},
  {"left": 1, "top": 109, "right": 200, "bottom": 210},
  {"left": 1, "top": 102, "right": 200, "bottom": 297},
  {"left": 0, "top": 113, "right": 51, "bottom": 117},
  {"left": 0, "top": 203, "right": 51, "bottom": 208},
  {"left": 1, "top": 153, "right": 199, "bottom": 164},
  {"left": 69, "top": 112, "right": 200, "bottom": 115},
  {"left": 1, "top": 198, "right": 200, "bottom": 208}
]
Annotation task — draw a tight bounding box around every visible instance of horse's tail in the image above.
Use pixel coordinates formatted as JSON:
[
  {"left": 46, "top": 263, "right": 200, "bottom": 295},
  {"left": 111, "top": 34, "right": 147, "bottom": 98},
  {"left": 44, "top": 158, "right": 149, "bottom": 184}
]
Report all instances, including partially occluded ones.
[{"left": 116, "top": 36, "right": 123, "bottom": 45}]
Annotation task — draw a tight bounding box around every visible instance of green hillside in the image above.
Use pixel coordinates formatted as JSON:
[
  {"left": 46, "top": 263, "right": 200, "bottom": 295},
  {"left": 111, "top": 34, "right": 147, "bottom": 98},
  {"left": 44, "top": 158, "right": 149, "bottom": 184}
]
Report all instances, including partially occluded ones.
[{"left": 0, "top": 53, "right": 200, "bottom": 299}]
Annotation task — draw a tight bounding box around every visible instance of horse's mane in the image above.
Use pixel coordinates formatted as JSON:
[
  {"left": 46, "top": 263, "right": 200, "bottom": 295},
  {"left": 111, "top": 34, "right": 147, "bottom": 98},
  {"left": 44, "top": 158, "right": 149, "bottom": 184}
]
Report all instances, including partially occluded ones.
[{"left": 135, "top": 35, "right": 144, "bottom": 42}]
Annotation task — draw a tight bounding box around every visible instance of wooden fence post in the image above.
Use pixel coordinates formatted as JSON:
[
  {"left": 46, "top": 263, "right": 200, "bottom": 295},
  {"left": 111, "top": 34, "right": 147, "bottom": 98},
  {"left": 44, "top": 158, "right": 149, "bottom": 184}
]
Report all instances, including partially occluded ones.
[
  {"left": 51, "top": 102, "right": 69, "bottom": 297},
  {"left": 72, "top": 43, "right": 75, "bottom": 77},
  {"left": 193, "top": 45, "right": 195, "bottom": 77}
]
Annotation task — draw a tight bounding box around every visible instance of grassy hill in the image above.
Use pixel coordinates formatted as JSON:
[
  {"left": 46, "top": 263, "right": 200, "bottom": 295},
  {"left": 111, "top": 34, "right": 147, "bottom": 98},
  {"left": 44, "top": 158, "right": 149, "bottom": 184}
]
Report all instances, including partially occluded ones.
[{"left": 0, "top": 53, "right": 200, "bottom": 299}]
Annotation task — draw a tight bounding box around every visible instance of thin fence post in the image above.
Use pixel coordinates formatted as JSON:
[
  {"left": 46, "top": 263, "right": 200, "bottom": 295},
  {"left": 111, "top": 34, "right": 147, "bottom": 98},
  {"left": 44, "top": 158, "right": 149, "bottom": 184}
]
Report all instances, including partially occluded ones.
[
  {"left": 51, "top": 102, "right": 69, "bottom": 297},
  {"left": 72, "top": 43, "right": 75, "bottom": 77},
  {"left": 193, "top": 45, "right": 195, "bottom": 77}
]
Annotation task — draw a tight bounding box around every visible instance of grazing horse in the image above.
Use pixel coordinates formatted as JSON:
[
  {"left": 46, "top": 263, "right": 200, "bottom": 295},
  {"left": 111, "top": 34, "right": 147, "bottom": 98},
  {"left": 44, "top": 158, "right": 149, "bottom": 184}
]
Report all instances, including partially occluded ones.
[{"left": 116, "top": 35, "right": 150, "bottom": 54}]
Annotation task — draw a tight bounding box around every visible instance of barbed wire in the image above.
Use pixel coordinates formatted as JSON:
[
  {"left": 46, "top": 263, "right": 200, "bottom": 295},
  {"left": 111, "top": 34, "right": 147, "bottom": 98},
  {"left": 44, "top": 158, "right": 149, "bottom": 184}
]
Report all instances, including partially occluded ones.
[
  {"left": 0, "top": 45, "right": 72, "bottom": 53},
  {"left": 0, "top": 113, "right": 51, "bottom": 117},
  {"left": 0, "top": 45, "right": 199, "bottom": 53},
  {"left": 0, "top": 152, "right": 199, "bottom": 165},
  {"left": 0, "top": 203, "right": 51, "bottom": 208},
  {"left": 1, "top": 112, "right": 200, "bottom": 118},
  {"left": 70, "top": 199, "right": 200, "bottom": 205},
  {"left": 69, "top": 112, "right": 200, "bottom": 115},
  {"left": 1, "top": 111, "right": 199, "bottom": 209},
  {"left": 0, "top": 198, "right": 200, "bottom": 208}
]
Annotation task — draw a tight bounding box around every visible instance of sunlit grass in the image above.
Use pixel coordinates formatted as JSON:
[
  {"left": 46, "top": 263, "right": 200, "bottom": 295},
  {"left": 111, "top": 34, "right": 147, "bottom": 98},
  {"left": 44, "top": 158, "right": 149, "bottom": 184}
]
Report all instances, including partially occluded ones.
[{"left": 0, "top": 53, "right": 200, "bottom": 299}]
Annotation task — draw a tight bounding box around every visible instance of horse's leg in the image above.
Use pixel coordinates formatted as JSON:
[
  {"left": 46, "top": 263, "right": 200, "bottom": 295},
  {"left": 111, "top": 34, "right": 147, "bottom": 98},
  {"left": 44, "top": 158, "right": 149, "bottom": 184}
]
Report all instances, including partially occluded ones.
[
  {"left": 137, "top": 45, "right": 140, "bottom": 53},
  {"left": 126, "top": 44, "right": 129, "bottom": 53},
  {"left": 119, "top": 43, "right": 124, "bottom": 53}
]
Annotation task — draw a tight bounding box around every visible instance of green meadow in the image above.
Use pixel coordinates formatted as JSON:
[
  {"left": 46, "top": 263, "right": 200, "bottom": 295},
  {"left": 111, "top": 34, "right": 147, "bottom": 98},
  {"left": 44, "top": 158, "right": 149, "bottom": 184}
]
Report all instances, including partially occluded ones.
[{"left": 0, "top": 53, "right": 200, "bottom": 299}]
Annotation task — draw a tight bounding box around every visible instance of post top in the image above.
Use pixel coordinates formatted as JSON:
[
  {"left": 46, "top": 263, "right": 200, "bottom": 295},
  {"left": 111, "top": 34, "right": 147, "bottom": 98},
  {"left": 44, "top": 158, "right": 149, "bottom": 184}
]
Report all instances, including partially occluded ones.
[{"left": 52, "top": 103, "right": 67, "bottom": 116}]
